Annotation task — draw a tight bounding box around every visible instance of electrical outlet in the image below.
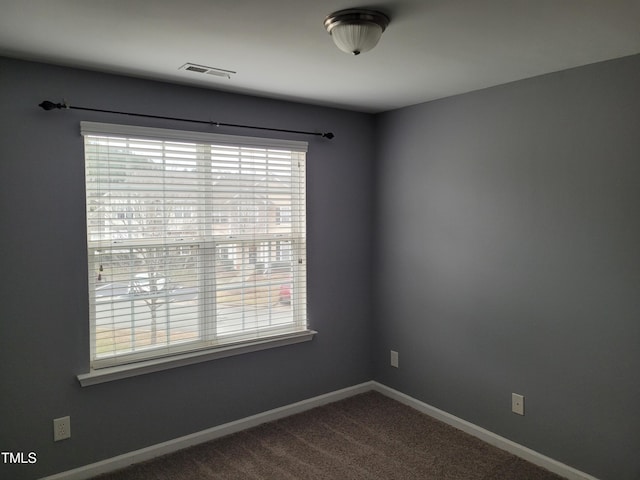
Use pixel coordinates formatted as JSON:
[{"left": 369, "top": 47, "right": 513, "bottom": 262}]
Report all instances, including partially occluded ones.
[
  {"left": 53, "top": 416, "right": 71, "bottom": 441},
  {"left": 390, "top": 350, "right": 399, "bottom": 368},
  {"left": 512, "top": 393, "right": 525, "bottom": 416}
]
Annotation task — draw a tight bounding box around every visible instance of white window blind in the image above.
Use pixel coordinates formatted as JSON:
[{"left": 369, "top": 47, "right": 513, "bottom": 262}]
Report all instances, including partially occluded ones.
[{"left": 82, "top": 122, "right": 308, "bottom": 369}]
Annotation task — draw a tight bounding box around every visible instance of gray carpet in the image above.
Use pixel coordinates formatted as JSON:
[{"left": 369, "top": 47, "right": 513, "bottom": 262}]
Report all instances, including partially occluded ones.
[{"left": 94, "top": 392, "right": 566, "bottom": 479}]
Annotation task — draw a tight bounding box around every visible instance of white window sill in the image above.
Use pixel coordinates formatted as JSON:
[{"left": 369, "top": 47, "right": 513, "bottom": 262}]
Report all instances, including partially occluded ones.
[{"left": 77, "top": 330, "right": 317, "bottom": 387}]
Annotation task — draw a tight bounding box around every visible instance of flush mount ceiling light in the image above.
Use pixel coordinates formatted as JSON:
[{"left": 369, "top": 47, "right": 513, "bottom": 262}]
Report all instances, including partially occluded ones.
[{"left": 324, "top": 8, "right": 390, "bottom": 55}]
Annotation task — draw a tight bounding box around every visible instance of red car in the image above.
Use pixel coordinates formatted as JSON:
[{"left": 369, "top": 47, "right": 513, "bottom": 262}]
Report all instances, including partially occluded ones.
[{"left": 279, "top": 282, "right": 291, "bottom": 305}]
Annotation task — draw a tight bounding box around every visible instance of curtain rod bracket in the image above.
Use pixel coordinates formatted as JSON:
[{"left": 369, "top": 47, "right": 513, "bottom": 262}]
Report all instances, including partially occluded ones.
[{"left": 38, "top": 99, "right": 334, "bottom": 139}]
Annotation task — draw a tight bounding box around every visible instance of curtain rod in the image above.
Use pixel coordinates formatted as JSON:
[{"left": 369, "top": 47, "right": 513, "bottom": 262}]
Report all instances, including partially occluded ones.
[{"left": 38, "top": 100, "right": 334, "bottom": 140}]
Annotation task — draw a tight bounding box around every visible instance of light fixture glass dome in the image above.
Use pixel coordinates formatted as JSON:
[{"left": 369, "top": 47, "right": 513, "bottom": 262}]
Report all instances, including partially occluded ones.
[{"left": 324, "top": 9, "right": 390, "bottom": 56}]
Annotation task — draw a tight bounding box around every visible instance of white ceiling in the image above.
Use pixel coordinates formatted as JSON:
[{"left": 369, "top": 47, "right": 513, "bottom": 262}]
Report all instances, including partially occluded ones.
[{"left": 1, "top": 0, "right": 640, "bottom": 113}]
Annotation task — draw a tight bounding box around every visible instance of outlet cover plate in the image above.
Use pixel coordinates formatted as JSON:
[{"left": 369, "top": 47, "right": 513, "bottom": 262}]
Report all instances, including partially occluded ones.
[
  {"left": 53, "top": 416, "right": 71, "bottom": 441},
  {"left": 390, "top": 350, "right": 399, "bottom": 368},
  {"left": 512, "top": 393, "right": 525, "bottom": 415}
]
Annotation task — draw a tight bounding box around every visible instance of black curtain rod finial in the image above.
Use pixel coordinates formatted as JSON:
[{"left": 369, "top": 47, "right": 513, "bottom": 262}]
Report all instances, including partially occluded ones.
[
  {"left": 322, "top": 132, "right": 334, "bottom": 139},
  {"left": 39, "top": 100, "right": 67, "bottom": 111}
]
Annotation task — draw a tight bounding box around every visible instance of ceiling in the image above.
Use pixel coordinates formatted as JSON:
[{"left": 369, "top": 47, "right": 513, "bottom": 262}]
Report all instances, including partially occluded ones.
[{"left": 1, "top": 0, "right": 640, "bottom": 113}]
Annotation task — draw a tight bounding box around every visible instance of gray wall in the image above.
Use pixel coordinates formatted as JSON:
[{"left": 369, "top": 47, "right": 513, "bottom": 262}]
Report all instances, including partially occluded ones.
[
  {"left": 2, "top": 52, "right": 639, "bottom": 480},
  {"left": 0, "top": 57, "right": 374, "bottom": 479},
  {"left": 373, "top": 54, "right": 640, "bottom": 480}
]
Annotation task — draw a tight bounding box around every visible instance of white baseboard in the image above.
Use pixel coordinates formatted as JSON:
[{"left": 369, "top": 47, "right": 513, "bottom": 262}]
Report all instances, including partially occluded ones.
[
  {"left": 43, "top": 380, "right": 597, "bottom": 480},
  {"left": 41, "top": 381, "right": 376, "bottom": 480},
  {"left": 371, "top": 382, "right": 599, "bottom": 480}
]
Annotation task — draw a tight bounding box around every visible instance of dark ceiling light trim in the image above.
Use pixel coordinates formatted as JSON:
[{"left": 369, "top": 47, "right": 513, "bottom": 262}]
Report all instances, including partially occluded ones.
[
  {"left": 38, "top": 100, "right": 334, "bottom": 139},
  {"left": 324, "top": 8, "right": 390, "bottom": 55}
]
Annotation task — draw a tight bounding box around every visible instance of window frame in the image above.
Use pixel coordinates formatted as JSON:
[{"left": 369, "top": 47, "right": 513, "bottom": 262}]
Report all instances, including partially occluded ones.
[{"left": 79, "top": 122, "right": 314, "bottom": 384}]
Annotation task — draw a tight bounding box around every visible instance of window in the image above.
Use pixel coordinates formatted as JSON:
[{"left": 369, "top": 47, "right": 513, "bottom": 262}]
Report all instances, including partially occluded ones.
[{"left": 82, "top": 122, "right": 308, "bottom": 370}]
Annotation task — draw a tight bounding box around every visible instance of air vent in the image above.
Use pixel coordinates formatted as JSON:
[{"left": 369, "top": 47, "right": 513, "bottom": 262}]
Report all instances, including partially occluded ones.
[{"left": 179, "top": 63, "right": 236, "bottom": 79}]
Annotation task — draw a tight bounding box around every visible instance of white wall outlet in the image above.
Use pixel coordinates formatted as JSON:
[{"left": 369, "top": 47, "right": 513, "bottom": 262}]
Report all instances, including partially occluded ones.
[
  {"left": 53, "top": 416, "right": 71, "bottom": 441},
  {"left": 512, "top": 393, "right": 525, "bottom": 416},
  {"left": 390, "top": 350, "right": 399, "bottom": 368}
]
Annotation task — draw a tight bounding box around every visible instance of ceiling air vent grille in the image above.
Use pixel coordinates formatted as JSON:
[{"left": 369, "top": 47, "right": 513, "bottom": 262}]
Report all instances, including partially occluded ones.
[{"left": 179, "top": 63, "right": 236, "bottom": 79}]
